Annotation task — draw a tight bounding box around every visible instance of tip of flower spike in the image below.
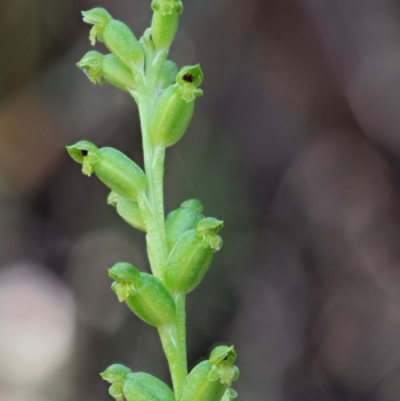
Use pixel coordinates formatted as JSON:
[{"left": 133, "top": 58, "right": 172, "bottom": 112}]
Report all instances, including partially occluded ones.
[{"left": 107, "top": 191, "right": 119, "bottom": 207}]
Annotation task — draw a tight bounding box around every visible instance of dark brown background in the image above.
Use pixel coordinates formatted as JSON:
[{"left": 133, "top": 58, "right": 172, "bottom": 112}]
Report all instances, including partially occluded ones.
[{"left": 1, "top": 0, "right": 400, "bottom": 400}]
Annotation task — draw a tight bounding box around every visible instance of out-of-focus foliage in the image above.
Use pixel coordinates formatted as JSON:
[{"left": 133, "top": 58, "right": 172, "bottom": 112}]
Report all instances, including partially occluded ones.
[{"left": 2, "top": 0, "right": 400, "bottom": 400}]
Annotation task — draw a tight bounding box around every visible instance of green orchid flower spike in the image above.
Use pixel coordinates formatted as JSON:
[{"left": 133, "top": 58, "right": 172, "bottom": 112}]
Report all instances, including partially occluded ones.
[{"left": 70, "top": 2, "right": 240, "bottom": 401}]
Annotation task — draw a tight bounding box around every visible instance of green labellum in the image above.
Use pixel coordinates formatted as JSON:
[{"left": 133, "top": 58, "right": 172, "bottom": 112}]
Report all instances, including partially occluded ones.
[{"left": 123, "top": 372, "right": 175, "bottom": 401}]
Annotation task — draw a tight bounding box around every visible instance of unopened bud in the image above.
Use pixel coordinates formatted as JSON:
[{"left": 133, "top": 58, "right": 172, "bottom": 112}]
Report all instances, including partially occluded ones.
[{"left": 151, "top": 0, "right": 183, "bottom": 50}]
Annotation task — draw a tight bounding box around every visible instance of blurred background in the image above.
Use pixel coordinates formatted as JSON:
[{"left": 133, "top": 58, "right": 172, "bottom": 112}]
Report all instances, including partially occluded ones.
[{"left": 2, "top": 0, "right": 400, "bottom": 400}]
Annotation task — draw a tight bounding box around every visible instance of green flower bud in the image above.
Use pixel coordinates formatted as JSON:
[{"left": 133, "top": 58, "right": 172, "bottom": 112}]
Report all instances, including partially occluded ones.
[
  {"left": 66, "top": 141, "right": 147, "bottom": 200},
  {"left": 179, "top": 346, "right": 239, "bottom": 401},
  {"left": 101, "top": 363, "right": 132, "bottom": 383},
  {"left": 165, "top": 199, "right": 203, "bottom": 251},
  {"left": 150, "top": 65, "right": 203, "bottom": 148},
  {"left": 123, "top": 372, "right": 175, "bottom": 401},
  {"left": 151, "top": 0, "right": 183, "bottom": 50},
  {"left": 77, "top": 52, "right": 135, "bottom": 92},
  {"left": 109, "top": 262, "right": 176, "bottom": 327},
  {"left": 157, "top": 60, "right": 179, "bottom": 91},
  {"left": 82, "top": 8, "right": 144, "bottom": 69},
  {"left": 164, "top": 217, "right": 223, "bottom": 293},
  {"left": 108, "top": 191, "right": 146, "bottom": 232}
]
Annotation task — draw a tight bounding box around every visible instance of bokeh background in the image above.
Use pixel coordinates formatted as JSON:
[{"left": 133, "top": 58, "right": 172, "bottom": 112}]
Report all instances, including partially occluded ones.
[{"left": 2, "top": 0, "right": 400, "bottom": 400}]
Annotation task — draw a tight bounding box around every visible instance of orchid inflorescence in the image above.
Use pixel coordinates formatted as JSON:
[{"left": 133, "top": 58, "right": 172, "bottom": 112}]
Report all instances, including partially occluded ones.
[{"left": 67, "top": 2, "right": 239, "bottom": 401}]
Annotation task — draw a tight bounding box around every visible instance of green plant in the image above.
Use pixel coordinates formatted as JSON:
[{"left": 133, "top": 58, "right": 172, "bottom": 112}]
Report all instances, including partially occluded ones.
[{"left": 67, "top": 2, "right": 239, "bottom": 401}]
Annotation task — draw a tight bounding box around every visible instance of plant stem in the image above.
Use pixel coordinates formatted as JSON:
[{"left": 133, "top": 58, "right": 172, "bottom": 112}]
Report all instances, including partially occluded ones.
[
  {"left": 137, "top": 50, "right": 188, "bottom": 398},
  {"left": 158, "top": 295, "right": 187, "bottom": 396}
]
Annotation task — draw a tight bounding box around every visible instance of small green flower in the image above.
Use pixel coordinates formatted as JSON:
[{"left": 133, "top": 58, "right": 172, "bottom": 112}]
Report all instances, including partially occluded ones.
[
  {"left": 179, "top": 346, "right": 239, "bottom": 401},
  {"left": 164, "top": 217, "right": 223, "bottom": 294},
  {"left": 82, "top": 8, "right": 144, "bottom": 69},
  {"left": 150, "top": 65, "right": 203, "bottom": 148},
  {"left": 109, "top": 262, "right": 176, "bottom": 327},
  {"left": 66, "top": 141, "right": 147, "bottom": 200},
  {"left": 77, "top": 51, "right": 136, "bottom": 91}
]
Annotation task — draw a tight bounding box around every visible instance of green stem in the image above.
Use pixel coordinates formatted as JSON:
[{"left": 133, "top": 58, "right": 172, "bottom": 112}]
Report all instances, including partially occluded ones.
[
  {"left": 137, "top": 44, "right": 187, "bottom": 399},
  {"left": 158, "top": 295, "right": 187, "bottom": 396},
  {"left": 138, "top": 96, "right": 167, "bottom": 280}
]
